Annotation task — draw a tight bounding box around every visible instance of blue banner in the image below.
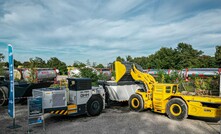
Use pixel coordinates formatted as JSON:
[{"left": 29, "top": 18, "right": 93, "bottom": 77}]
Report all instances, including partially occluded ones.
[{"left": 8, "top": 44, "right": 14, "bottom": 118}]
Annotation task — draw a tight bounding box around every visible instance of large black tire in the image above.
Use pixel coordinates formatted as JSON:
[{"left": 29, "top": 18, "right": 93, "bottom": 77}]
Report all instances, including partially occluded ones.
[
  {"left": 166, "top": 98, "right": 187, "bottom": 120},
  {"left": 128, "top": 94, "right": 144, "bottom": 112},
  {"left": 0, "top": 86, "right": 8, "bottom": 106},
  {"left": 87, "top": 95, "right": 103, "bottom": 116}
]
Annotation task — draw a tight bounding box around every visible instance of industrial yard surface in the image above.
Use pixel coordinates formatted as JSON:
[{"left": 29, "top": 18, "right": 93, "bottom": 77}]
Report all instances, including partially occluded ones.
[{"left": 0, "top": 104, "right": 220, "bottom": 134}]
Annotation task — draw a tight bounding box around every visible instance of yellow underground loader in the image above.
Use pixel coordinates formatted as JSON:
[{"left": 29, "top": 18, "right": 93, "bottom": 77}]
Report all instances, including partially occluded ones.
[{"left": 115, "top": 61, "right": 221, "bottom": 120}]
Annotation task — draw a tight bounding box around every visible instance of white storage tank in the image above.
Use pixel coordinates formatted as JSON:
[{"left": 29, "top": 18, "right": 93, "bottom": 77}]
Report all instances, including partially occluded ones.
[{"left": 23, "top": 69, "right": 57, "bottom": 81}]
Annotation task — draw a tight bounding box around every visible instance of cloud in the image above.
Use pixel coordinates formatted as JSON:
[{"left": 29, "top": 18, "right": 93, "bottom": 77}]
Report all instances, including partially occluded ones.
[{"left": 0, "top": 0, "right": 221, "bottom": 65}]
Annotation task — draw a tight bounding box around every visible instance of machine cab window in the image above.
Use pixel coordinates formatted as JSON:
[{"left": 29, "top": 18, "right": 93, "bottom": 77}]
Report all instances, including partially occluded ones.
[
  {"left": 68, "top": 78, "right": 92, "bottom": 91},
  {"left": 68, "top": 80, "right": 75, "bottom": 90},
  {"left": 172, "top": 85, "right": 177, "bottom": 94},
  {"left": 165, "top": 86, "right": 171, "bottom": 93}
]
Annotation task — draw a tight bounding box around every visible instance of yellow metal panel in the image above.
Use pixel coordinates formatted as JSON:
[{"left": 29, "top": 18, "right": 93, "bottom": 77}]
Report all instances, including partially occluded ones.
[
  {"left": 55, "top": 111, "right": 60, "bottom": 114},
  {"left": 68, "top": 110, "right": 77, "bottom": 114},
  {"left": 153, "top": 85, "right": 164, "bottom": 113},
  {"left": 68, "top": 104, "right": 78, "bottom": 114},
  {"left": 136, "top": 91, "right": 152, "bottom": 109},
  {"left": 68, "top": 104, "right": 77, "bottom": 110},
  {"left": 114, "top": 61, "right": 126, "bottom": 82},
  {"left": 188, "top": 101, "right": 221, "bottom": 118},
  {"left": 182, "top": 95, "right": 221, "bottom": 104},
  {"left": 152, "top": 84, "right": 179, "bottom": 114}
]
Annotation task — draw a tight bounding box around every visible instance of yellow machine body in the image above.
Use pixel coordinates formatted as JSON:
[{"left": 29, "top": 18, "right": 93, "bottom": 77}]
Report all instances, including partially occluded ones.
[
  {"left": 136, "top": 86, "right": 221, "bottom": 118},
  {"left": 115, "top": 61, "right": 221, "bottom": 119}
]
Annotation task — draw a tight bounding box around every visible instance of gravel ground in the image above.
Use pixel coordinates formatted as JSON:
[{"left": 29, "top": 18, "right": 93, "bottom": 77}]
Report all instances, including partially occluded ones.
[{"left": 0, "top": 104, "right": 220, "bottom": 134}]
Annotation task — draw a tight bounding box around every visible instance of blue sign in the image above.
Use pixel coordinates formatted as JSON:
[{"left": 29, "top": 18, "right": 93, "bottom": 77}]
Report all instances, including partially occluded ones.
[
  {"left": 28, "top": 116, "right": 43, "bottom": 125},
  {"left": 8, "top": 44, "right": 14, "bottom": 118},
  {"left": 28, "top": 97, "right": 43, "bottom": 116}
]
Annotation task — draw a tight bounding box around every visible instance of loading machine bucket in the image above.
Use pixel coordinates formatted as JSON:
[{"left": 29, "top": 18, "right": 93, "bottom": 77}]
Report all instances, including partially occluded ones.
[{"left": 114, "top": 61, "right": 143, "bottom": 82}]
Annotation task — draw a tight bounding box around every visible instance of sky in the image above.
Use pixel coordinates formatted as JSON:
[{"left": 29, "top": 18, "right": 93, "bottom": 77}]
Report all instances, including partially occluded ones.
[{"left": 0, "top": 0, "right": 221, "bottom": 66}]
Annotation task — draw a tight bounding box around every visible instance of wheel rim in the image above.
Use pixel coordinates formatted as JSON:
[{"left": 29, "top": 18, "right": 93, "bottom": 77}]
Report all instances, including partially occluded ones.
[
  {"left": 91, "top": 101, "right": 100, "bottom": 111},
  {"left": 170, "top": 104, "right": 182, "bottom": 116},
  {"left": 131, "top": 98, "right": 140, "bottom": 108}
]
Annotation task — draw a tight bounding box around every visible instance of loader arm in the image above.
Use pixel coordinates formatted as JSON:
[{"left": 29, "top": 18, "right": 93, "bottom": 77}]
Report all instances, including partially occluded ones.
[
  {"left": 130, "top": 64, "right": 156, "bottom": 91},
  {"left": 114, "top": 61, "right": 156, "bottom": 90}
]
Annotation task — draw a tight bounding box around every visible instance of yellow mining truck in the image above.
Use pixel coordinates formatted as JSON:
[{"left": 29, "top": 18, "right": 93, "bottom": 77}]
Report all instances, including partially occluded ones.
[{"left": 115, "top": 61, "right": 221, "bottom": 120}]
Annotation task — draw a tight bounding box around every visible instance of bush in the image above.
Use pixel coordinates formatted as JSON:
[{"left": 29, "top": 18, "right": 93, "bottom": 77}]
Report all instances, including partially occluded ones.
[{"left": 154, "top": 70, "right": 183, "bottom": 84}]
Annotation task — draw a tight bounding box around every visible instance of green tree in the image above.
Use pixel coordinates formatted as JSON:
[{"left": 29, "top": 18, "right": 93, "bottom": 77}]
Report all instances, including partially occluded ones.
[
  {"left": 96, "top": 64, "right": 104, "bottom": 68},
  {"left": 133, "top": 56, "right": 149, "bottom": 69},
  {"left": 73, "top": 61, "right": 86, "bottom": 68},
  {"left": 23, "top": 61, "right": 31, "bottom": 67},
  {"left": 115, "top": 43, "right": 217, "bottom": 70},
  {"left": 47, "top": 57, "right": 67, "bottom": 75},
  {"left": 80, "top": 67, "right": 98, "bottom": 85},
  {"left": 175, "top": 43, "right": 203, "bottom": 69},
  {"left": 198, "top": 55, "right": 216, "bottom": 68},
  {"left": 14, "top": 59, "right": 22, "bottom": 68},
  {"left": 116, "top": 56, "right": 125, "bottom": 62},
  {"left": 149, "top": 47, "right": 176, "bottom": 69},
  {"left": 215, "top": 45, "right": 221, "bottom": 67},
  {"left": 29, "top": 57, "right": 47, "bottom": 68},
  {"left": 126, "top": 55, "right": 133, "bottom": 62}
]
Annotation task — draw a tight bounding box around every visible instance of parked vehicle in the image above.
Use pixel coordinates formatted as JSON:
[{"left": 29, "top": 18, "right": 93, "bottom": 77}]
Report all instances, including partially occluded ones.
[{"left": 32, "top": 78, "right": 105, "bottom": 116}]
